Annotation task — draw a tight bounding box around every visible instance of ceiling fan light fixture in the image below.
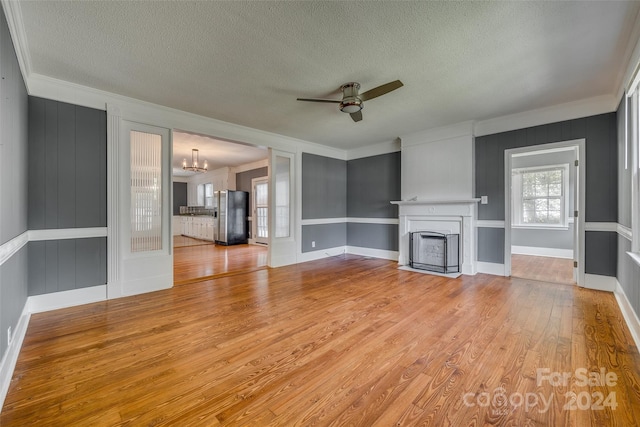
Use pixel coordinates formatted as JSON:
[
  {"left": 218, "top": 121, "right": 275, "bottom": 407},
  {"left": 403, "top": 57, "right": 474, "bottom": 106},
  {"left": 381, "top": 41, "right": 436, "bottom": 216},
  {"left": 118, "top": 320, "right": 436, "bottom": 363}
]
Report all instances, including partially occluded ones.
[{"left": 339, "top": 99, "right": 362, "bottom": 114}]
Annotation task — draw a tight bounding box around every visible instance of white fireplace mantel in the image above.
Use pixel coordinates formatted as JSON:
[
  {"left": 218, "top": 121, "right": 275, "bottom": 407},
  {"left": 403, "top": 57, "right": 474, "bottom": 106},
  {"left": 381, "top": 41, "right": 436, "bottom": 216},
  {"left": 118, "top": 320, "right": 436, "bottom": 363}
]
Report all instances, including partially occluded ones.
[{"left": 391, "top": 199, "right": 480, "bottom": 275}]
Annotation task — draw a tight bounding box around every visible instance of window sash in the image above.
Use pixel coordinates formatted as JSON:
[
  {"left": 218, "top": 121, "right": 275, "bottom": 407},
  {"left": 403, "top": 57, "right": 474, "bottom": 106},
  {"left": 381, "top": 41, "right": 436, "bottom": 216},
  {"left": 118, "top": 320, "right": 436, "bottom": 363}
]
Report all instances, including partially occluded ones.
[{"left": 512, "top": 165, "right": 567, "bottom": 227}]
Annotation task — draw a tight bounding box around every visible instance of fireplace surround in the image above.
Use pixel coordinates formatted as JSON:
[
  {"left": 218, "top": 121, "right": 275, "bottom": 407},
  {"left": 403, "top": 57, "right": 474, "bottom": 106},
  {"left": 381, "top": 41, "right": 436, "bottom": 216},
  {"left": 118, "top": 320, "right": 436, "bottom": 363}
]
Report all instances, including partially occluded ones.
[{"left": 391, "top": 199, "right": 479, "bottom": 275}]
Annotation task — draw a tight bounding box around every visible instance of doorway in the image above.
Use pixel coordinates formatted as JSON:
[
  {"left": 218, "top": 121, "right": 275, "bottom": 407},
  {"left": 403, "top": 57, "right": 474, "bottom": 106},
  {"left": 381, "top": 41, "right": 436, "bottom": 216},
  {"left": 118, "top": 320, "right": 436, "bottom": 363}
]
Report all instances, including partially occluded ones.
[
  {"left": 504, "top": 140, "right": 585, "bottom": 286},
  {"left": 171, "top": 130, "right": 269, "bottom": 284},
  {"left": 252, "top": 177, "right": 269, "bottom": 245}
]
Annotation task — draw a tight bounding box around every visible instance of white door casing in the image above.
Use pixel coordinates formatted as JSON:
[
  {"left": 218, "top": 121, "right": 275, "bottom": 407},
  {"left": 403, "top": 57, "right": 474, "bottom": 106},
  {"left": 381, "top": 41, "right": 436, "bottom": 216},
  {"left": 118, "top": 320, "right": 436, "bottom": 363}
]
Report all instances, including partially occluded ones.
[{"left": 109, "top": 116, "right": 173, "bottom": 298}]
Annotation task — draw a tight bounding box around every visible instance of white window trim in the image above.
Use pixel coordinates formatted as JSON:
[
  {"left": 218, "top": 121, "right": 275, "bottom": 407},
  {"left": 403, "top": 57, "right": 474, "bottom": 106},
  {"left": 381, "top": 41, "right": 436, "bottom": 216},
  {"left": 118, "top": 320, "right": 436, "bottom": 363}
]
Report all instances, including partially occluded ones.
[{"left": 511, "top": 163, "right": 570, "bottom": 229}]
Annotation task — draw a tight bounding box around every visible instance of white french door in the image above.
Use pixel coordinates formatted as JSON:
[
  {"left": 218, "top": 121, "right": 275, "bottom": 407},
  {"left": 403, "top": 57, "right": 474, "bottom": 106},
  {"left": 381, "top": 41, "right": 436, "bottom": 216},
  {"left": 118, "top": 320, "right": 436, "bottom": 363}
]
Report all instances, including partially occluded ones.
[
  {"left": 252, "top": 177, "right": 269, "bottom": 245},
  {"left": 118, "top": 121, "right": 172, "bottom": 296},
  {"left": 268, "top": 148, "right": 296, "bottom": 267}
]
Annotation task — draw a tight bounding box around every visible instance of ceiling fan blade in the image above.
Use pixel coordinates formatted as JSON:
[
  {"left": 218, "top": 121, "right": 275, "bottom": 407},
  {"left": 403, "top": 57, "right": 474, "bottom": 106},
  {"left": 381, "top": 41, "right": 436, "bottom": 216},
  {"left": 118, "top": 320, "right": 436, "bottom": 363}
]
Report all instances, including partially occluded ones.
[
  {"left": 350, "top": 110, "right": 363, "bottom": 122},
  {"left": 359, "top": 80, "right": 403, "bottom": 101},
  {"left": 297, "top": 98, "right": 341, "bottom": 103}
]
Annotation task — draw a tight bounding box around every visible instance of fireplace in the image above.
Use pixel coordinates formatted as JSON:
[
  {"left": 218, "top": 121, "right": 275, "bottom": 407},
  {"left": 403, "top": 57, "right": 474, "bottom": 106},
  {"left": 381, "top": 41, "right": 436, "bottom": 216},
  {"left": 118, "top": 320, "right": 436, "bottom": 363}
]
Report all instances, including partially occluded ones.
[
  {"left": 391, "top": 199, "right": 479, "bottom": 275},
  {"left": 410, "top": 231, "right": 460, "bottom": 274}
]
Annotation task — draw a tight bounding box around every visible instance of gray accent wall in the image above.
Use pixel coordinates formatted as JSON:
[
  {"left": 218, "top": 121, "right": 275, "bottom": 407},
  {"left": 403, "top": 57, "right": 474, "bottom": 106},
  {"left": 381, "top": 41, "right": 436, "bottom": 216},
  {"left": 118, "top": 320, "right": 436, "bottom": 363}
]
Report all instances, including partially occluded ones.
[
  {"left": 0, "top": 247, "right": 28, "bottom": 356},
  {"left": 302, "top": 153, "right": 346, "bottom": 219},
  {"left": 301, "top": 152, "right": 401, "bottom": 254},
  {"left": 347, "top": 152, "right": 400, "bottom": 218},
  {"left": 302, "top": 223, "right": 347, "bottom": 253},
  {"left": 236, "top": 166, "right": 268, "bottom": 214},
  {"left": 28, "top": 238, "right": 107, "bottom": 296},
  {"left": 173, "top": 182, "right": 187, "bottom": 215},
  {"left": 28, "top": 97, "right": 107, "bottom": 229},
  {"left": 28, "top": 97, "right": 107, "bottom": 295},
  {"left": 0, "top": 6, "right": 29, "bottom": 359},
  {"left": 476, "top": 113, "right": 618, "bottom": 276},
  {"left": 616, "top": 96, "right": 640, "bottom": 321},
  {"left": 347, "top": 223, "right": 398, "bottom": 251}
]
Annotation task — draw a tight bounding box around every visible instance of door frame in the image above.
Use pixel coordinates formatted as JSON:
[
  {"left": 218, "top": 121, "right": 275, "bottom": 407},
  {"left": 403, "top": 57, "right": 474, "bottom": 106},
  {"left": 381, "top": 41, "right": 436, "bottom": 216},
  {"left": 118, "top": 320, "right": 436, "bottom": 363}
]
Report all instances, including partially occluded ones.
[
  {"left": 504, "top": 139, "right": 585, "bottom": 287},
  {"left": 251, "top": 176, "right": 269, "bottom": 245},
  {"left": 108, "top": 112, "right": 173, "bottom": 298}
]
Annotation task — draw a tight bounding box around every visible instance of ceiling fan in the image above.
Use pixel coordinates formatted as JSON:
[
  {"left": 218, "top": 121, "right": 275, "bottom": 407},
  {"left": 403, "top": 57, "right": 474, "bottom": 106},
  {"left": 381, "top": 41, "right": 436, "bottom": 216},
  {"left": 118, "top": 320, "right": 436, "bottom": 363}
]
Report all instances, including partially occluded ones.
[{"left": 297, "top": 80, "right": 403, "bottom": 122}]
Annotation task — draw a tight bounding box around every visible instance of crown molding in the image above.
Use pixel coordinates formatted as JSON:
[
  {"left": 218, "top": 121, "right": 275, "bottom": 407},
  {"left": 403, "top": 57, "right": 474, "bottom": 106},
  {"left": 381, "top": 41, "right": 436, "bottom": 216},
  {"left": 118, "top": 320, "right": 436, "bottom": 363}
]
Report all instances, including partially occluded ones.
[
  {"left": 1, "top": 0, "right": 31, "bottom": 88},
  {"left": 346, "top": 138, "right": 400, "bottom": 161},
  {"left": 614, "top": 5, "right": 640, "bottom": 101},
  {"left": 401, "top": 121, "right": 474, "bottom": 147},
  {"left": 474, "top": 94, "right": 618, "bottom": 137}
]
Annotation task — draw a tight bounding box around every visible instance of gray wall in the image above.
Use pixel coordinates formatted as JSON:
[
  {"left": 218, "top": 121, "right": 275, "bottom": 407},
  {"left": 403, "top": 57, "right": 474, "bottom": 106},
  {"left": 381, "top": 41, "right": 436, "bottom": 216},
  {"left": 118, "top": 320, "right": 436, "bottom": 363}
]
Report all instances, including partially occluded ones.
[
  {"left": 0, "top": 6, "right": 29, "bottom": 357},
  {"left": 301, "top": 152, "right": 401, "bottom": 254},
  {"left": 302, "top": 153, "right": 346, "bottom": 219},
  {"left": 476, "top": 113, "right": 618, "bottom": 275},
  {"left": 173, "top": 182, "right": 187, "bottom": 215},
  {"left": 346, "top": 152, "right": 400, "bottom": 251},
  {"left": 28, "top": 97, "right": 107, "bottom": 295},
  {"left": 236, "top": 166, "right": 268, "bottom": 215},
  {"left": 28, "top": 97, "right": 107, "bottom": 229},
  {"left": 301, "top": 153, "right": 347, "bottom": 253},
  {"left": 28, "top": 238, "right": 107, "bottom": 296},
  {"left": 510, "top": 150, "right": 576, "bottom": 250},
  {"left": 616, "top": 96, "right": 640, "bottom": 320}
]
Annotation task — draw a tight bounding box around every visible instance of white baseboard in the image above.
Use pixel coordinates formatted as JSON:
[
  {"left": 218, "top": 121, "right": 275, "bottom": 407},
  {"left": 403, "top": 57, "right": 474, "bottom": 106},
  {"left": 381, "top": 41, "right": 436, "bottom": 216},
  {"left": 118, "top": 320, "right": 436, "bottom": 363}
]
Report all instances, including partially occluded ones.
[
  {"left": 476, "top": 261, "right": 506, "bottom": 276},
  {"left": 297, "top": 246, "right": 347, "bottom": 263},
  {"left": 476, "top": 261, "right": 505, "bottom": 276},
  {"left": 511, "top": 245, "right": 573, "bottom": 259},
  {"left": 28, "top": 285, "right": 107, "bottom": 313},
  {"left": 0, "top": 303, "right": 30, "bottom": 411},
  {"left": 614, "top": 280, "right": 640, "bottom": 352},
  {"left": 583, "top": 274, "right": 617, "bottom": 292},
  {"left": 346, "top": 246, "right": 398, "bottom": 261}
]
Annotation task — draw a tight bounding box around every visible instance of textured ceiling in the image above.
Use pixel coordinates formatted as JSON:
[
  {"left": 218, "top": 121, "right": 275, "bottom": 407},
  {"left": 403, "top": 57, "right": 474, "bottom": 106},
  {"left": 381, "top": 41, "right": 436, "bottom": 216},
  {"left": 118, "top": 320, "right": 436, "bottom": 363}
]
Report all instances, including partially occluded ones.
[
  {"left": 15, "top": 1, "right": 640, "bottom": 149},
  {"left": 172, "top": 131, "right": 267, "bottom": 177}
]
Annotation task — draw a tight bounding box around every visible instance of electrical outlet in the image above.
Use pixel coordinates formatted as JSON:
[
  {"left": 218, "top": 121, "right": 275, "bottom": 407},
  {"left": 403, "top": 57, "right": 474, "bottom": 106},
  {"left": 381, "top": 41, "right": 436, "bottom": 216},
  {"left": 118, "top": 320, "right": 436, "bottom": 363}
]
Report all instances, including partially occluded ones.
[
  {"left": 311, "top": 241, "right": 316, "bottom": 248},
  {"left": 481, "top": 196, "right": 488, "bottom": 204},
  {"left": 7, "top": 326, "right": 12, "bottom": 346}
]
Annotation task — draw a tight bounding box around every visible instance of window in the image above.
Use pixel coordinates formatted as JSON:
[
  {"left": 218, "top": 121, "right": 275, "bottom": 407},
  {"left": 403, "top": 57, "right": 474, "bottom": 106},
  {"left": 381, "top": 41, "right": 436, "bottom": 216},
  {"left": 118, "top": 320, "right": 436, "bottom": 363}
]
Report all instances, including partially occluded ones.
[
  {"left": 512, "top": 164, "right": 569, "bottom": 228},
  {"left": 204, "top": 183, "right": 214, "bottom": 209},
  {"left": 196, "top": 183, "right": 205, "bottom": 207},
  {"left": 130, "top": 130, "right": 162, "bottom": 252}
]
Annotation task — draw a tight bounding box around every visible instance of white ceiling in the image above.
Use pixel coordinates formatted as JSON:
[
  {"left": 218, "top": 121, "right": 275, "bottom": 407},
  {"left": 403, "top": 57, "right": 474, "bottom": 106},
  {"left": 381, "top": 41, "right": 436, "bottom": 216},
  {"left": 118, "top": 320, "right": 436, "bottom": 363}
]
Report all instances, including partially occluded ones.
[
  {"left": 13, "top": 1, "right": 640, "bottom": 150},
  {"left": 172, "top": 131, "right": 267, "bottom": 177}
]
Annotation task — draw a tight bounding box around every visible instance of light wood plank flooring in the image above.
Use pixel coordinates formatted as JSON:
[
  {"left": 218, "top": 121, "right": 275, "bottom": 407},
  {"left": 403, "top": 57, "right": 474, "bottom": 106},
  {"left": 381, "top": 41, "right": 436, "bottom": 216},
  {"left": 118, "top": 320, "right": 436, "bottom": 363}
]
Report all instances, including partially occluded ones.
[
  {"left": 512, "top": 254, "right": 575, "bottom": 284},
  {"left": 2, "top": 255, "right": 639, "bottom": 426},
  {"left": 174, "top": 239, "right": 268, "bottom": 285}
]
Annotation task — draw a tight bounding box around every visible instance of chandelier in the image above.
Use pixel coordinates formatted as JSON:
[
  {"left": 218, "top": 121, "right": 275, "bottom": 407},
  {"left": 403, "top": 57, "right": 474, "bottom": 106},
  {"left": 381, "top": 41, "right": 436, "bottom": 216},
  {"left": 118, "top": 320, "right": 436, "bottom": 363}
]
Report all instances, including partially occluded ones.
[{"left": 182, "top": 148, "right": 208, "bottom": 173}]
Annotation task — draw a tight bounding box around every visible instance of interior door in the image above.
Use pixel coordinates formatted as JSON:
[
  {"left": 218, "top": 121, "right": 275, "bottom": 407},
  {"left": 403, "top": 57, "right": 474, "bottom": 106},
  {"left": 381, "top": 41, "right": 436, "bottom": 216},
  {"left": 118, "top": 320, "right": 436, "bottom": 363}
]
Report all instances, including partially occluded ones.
[
  {"left": 268, "top": 149, "right": 296, "bottom": 267},
  {"left": 119, "top": 121, "right": 172, "bottom": 296},
  {"left": 573, "top": 157, "right": 579, "bottom": 283},
  {"left": 252, "top": 177, "right": 269, "bottom": 245}
]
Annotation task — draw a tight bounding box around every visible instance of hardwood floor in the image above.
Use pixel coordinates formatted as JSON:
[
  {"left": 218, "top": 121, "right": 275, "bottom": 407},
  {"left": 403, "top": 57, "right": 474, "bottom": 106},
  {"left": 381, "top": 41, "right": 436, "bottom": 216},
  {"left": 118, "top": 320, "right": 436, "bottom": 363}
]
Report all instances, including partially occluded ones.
[
  {"left": 174, "top": 240, "right": 268, "bottom": 285},
  {"left": 512, "top": 254, "right": 575, "bottom": 284},
  {"left": 3, "top": 255, "right": 639, "bottom": 426}
]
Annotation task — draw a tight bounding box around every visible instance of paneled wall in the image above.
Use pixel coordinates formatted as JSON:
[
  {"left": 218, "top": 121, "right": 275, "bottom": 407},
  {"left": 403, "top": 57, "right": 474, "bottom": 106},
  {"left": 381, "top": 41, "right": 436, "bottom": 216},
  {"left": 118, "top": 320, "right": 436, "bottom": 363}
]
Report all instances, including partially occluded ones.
[
  {"left": 347, "top": 152, "right": 400, "bottom": 251},
  {"left": 475, "top": 113, "right": 618, "bottom": 275},
  {"left": 301, "top": 152, "right": 400, "bottom": 254},
  {"left": 616, "top": 96, "right": 640, "bottom": 319},
  {"left": 301, "top": 153, "right": 347, "bottom": 252},
  {"left": 27, "top": 97, "right": 107, "bottom": 295},
  {"left": 0, "top": 6, "right": 29, "bottom": 358}
]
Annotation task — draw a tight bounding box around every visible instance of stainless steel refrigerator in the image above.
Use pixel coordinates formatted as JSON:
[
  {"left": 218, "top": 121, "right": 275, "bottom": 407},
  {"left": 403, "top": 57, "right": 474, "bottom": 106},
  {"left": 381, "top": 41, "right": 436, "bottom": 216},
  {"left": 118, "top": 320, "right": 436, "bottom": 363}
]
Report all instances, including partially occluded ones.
[{"left": 214, "top": 190, "right": 249, "bottom": 245}]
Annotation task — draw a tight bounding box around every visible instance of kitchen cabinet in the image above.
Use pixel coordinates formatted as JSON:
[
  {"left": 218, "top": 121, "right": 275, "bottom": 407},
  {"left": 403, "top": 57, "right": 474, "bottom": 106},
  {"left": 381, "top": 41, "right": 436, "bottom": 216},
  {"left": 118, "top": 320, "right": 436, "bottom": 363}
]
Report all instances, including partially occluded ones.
[{"left": 180, "top": 216, "right": 215, "bottom": 241}]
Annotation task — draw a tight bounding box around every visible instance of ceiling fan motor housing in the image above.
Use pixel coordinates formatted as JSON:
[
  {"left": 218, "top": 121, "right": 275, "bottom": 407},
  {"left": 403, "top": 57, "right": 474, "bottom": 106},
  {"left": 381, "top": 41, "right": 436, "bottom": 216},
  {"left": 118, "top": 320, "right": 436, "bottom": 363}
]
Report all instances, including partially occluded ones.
[{"left": 339, "top": 82, "right": 363, "bottom": 113}]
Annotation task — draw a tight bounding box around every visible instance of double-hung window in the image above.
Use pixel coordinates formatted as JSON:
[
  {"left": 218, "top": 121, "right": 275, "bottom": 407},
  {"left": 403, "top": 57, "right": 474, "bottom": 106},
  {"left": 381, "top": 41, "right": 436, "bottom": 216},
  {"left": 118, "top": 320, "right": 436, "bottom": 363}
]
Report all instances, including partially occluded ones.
[{"left": 512, "top": 164, "right": 569, "bottom": 228}]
